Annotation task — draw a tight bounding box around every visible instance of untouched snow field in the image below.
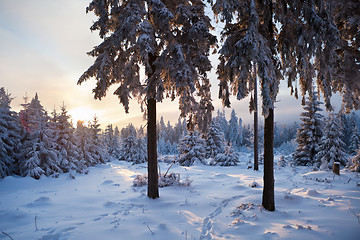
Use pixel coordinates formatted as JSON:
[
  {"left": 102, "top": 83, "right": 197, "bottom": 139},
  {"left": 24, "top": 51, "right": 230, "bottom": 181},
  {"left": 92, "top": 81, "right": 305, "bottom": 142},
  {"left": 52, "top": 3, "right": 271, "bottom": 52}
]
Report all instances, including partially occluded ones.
[{"left": 0, "top": 156, "right": 359, "bottom": 240}]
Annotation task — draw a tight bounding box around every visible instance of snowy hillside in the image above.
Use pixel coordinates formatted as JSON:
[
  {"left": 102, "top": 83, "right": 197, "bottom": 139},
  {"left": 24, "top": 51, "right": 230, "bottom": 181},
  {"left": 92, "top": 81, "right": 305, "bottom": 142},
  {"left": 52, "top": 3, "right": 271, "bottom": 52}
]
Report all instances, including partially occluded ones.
[{"left": 1, "top": 156, "right": 359, "bottom": 240}]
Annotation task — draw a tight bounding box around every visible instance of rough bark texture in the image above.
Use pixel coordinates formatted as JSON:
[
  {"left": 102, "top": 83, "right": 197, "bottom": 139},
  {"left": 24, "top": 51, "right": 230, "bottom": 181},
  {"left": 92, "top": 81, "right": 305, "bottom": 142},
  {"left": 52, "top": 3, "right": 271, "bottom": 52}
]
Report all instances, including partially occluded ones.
[
  {"left": 147, "top": 53, "right": 159, "bottom": 199},
  {"left": 254, "top": 67, "right": 259, "bottom": 171},
  {"left": 262, "top": 108, "right": 275, "bottom": 211},
  {"left": 333, "top": 162, "right": 340, "bottom": 175},
  {"left": 147, "top": 97, "right": 159, "bottom": 199}
]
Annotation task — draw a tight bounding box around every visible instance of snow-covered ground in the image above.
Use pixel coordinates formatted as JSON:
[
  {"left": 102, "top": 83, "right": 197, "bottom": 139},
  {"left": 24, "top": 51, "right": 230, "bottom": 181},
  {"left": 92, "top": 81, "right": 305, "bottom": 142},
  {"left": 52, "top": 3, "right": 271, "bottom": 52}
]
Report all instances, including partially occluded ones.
[{"left": 1, "top": 155, "right": 359, "bottom": 240}]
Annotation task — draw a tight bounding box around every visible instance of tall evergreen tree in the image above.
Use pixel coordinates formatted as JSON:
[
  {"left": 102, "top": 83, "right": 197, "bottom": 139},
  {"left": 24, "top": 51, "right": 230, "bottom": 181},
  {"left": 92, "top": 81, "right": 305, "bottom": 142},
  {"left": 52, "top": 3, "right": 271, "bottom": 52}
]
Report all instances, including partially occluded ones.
[
  {"left": 104, "top": 124, "right": 121, "bottom": 158},
  {"left": 213, "top": 0, "right": 280, "bottom": 211},
  {"left": 79, "top": 0, "right": 216, "bottom": 199},
  {"left": 214, "top": 109, "right": 229, "bottom": 142},
  {"left": 277, "top": 0, "right": 360, "bottom": 111},
  {"left": 0, "top": 88, "right": 21, "bottom": 178},
  {"left": 174, "top": 117, "right": 187, "bottom": 142},
  {"left": 228, "top": 109, "right": 239, "bottom": 145},
  {"left": 75, "top": 117, "right": 106, "bottom": 168},
  {"left": 237, "top": 117, "right": 244, "bottom": 147},
  {"left": 120, "top": 123, "right": 137, "bottom": 140},
  {"left": 349, "top": 126, "right": 360, "bottom": 156},
  {"left": 204, "top": 121, "right": 225, "bottom": 158},
  {"left": 54, "top": 104, "right": 85, "bottom": 173},
  {"left": 89, "top": 115, "right": 107, "bottom": 164},
  {"left": 119, "top": 126, "right": 147, "bottom": 163},
  {"left": 316, "top": 112, "right": 347, "bottom": 170},
  {"left": 18, "top": 94, "right": 61, "bottom": 179},
  {"left": 293, "top": 90, "right": 324, "bottom": 166}
]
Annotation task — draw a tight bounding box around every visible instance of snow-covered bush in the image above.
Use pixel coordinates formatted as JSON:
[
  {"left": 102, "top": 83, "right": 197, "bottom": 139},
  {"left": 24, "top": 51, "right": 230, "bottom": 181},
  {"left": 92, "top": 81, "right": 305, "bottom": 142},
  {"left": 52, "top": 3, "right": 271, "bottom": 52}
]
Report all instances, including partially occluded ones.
[
  {"left": 277, "top": 155, "right": 287, "bottom": 167},
  {"left": 133, "top": 173, "right": 192, "bottom": 188},
  {"left": 348, "top": 148, "right": 360, "bottom": 172},
  {"left": 178, "top": 130, "right": 206, "bottom": 166},
  {"left": 211, "top": 145, "right": 239, "bottom": 166}
]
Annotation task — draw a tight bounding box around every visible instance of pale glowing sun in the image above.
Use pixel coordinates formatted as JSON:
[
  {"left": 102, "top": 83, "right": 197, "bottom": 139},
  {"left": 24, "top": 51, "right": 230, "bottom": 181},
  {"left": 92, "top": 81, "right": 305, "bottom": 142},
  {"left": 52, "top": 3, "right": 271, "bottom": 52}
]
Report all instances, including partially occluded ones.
[{"left": 68, "top": 107, "right": 98, "bottom": 126}]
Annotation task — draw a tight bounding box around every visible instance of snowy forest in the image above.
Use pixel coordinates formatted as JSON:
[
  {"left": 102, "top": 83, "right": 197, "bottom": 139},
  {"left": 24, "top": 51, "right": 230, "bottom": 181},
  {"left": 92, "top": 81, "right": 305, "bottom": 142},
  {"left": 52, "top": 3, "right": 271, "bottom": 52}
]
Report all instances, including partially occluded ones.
[
  {"left": 1, "top": 0, "right": 360, "bottom": 239},
  {"left": 2, "top": 88, "right": 360, "bottom": 180}
]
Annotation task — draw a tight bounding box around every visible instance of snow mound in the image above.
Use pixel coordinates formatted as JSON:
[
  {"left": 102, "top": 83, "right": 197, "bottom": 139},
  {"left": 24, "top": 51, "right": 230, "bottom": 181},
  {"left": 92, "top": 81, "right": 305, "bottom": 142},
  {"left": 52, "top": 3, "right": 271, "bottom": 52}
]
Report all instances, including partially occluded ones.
[{"left": 25, "top": 197, "right": 51, "bottom": 208}]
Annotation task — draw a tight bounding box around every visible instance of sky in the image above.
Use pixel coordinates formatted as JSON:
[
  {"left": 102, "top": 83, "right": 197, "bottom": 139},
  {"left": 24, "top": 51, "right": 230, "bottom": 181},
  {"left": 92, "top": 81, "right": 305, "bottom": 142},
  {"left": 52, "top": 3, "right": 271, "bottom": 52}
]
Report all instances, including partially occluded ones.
[{"left": 0, "top": 0, "right": 344, "bottom": 130}]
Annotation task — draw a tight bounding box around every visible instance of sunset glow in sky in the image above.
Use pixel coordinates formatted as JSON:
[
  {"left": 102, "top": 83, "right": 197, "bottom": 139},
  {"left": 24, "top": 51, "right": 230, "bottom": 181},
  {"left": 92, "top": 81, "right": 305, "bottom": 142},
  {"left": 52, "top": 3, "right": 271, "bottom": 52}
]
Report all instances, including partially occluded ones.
[{"left": 0, "top": 0, "right": 342, "bottom": 129}]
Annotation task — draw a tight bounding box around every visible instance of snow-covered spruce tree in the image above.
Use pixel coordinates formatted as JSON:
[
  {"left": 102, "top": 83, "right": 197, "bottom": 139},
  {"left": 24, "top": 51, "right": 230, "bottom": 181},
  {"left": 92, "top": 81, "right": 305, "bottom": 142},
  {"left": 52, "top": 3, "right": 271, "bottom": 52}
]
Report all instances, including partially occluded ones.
[
  {"left": 89, "top": 115, "right": 107, "bottom": 164},
  {"left": 120, "top": 123, "right": 137, "bottom": 140},
  {"left": 54, "top": 104, "right": 85, "bottom": 173},
  {"left": 204, "top": 121, "right": 225, "bottom": 159},
  {"left": 133, "top": 129, "right": 147, "bottom": 164},
  {"left": 178, "top": 130, "right": 206, "bottom": 167},
  {"left": 348, "top": 147, "right": 360, "bottom": 172},
  {"left": 18, "top": 94, "right": 61, "bottom": 179},
  {"left": 237, "top": 117, "right": 244, "bottom": 147},
  {"left": 104, "top": 124, "right": 121, "bottom": 159},
  {"left": 79, "top": 0, "right": 216, "bottom": 199},
  {"left": 75, "top": 117, "right": 106, "bottom": 168},
  {"left": 228, "top": 109, "right": 239, "bottom": 147},
  {"left": 315, "top": 112, "right": 347, "bottom": 170},
  {"left": 332, "top": 0, "right": 360, "bottom": 112},
  {"left": 157, "top": 117, "right": 178, "bottom": 155},
  {"left": 157, "top": 116, "right": 167, "bottom": 142},
  {"left": 158, "top": 138, "right": 178, "bottom": 155},
  {"left": 174, "top": 117, "right": 187, "bottom": 142},
  {"left": 242, "top": 124, "right": 253, "bottom": 148},
  {"left": 213, "top": 0, "right": 280, "bottom": 211},
  {"left": 349, "top": 126, "right": 360, "bottom": 156},
  {"left": 293, "top": 90, "right": 324, "bottom": 166},
  {"left": 277, "top": 0, "right": 360, "bottom": 112},
  {"left": 340, "top": 111, "right": 352, "bottom": 152},
  {"left": 119, "top": 134, "right": 137, "bottom": 162},
  {"left": 120, "top": 127, "right": 147, "bottom": 164},
  {"left": 0, "top": 88, "right": 21, "bottom": 178},
  {"left": 75, "top": 121, "right": 91, "bottom": 167},
  {"left": 211, "top": 144, "right": 239, "bottom": 166},
  {"left": 214, "top": 109, "right": 229, "bottom": 142}
]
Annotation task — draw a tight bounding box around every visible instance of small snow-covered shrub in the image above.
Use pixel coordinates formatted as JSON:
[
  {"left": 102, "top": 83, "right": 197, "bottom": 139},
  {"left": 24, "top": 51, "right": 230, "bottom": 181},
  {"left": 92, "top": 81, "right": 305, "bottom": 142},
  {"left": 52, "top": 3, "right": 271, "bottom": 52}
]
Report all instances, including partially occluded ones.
[
  {"left": 159, "top": 173, "right": 192, "bottom": 187},
  {"left": 133, "top": 173, "right": 192, "bottom": 188},
  {"left": 277, "top": 155, "right": 287, "bottom": 167},
  {"left": 348, "top": 148, "right": 360, "bottom": 172},
  {"left": 133, "top": 174, "right": 148, "bottom": 187},
  {"left": 211, "top": 145, "right": 239, "bottom": 166}
]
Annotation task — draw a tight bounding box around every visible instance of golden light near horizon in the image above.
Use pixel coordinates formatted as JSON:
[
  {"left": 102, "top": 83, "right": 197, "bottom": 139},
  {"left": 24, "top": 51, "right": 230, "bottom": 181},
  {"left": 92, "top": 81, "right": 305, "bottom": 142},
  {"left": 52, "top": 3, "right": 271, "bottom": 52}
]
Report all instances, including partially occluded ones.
[{"left": 68, "top": 106, "right": 98, "bottom": 126}]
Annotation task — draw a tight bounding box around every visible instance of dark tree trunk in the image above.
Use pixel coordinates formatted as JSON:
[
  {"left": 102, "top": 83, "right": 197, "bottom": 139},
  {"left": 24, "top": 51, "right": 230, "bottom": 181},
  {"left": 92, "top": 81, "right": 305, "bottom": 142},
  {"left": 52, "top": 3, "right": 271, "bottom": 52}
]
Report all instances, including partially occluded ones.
[
  {"left": 254, "top": 66, "right": 259, "bottom": 171},
  {"left": 147, "top": 97, "right": 159, "bottom": 199},
  {"left": 262, "top": 108, "right": 275, "bottom": 211},
  {"left": 147, "top": 52, "right": 159, "bottom": 199}
]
